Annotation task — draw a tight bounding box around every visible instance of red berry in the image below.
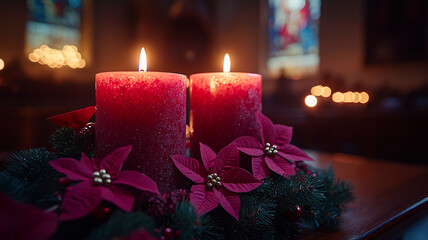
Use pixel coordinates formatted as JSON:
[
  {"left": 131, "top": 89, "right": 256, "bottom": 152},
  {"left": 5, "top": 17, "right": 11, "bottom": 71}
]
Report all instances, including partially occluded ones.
[
  {"left": 79, "top": 122, "right": 95, "bottom": 136},
  {"left": 288, "top": 205, "right": 303, "bottom": 221},
  {"left": 163, "top": 227, "right": 173, "bottom": 239},
  {"left": 174, "top": 230, "right": 181, "bottom": 238},
  {"left": 89, "top": 202, "right": 113, "bottom": 222},
  {"left": 194, "top": 220, "right": 201, "bottom": 227},
  {"left": 58, "top": 177, "right": 71, "bottom": 186},
  {"left": 168, "top": 203, "right": 175, "bottom": 211}
]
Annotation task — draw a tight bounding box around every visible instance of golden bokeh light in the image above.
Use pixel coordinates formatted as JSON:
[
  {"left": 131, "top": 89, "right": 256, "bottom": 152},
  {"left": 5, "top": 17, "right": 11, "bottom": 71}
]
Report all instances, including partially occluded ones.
[
  {"left": 305, "top": 95, "right": 318, "bottom": 107},
  {"left": 332, "top": 92, "right": 344, "bottom": 103},
  {"left": 0, "top": 59, "right": 4, "bottom": 70},
  {"left": 28, "top": 45, "right": 86, "bottom": 69},
  {"left": 321, "top": 86, "right": 331, "bottom": 97},
  {"left": 343, "top": 91, "right": 354, "bottom": 103},
  {"left": 360, "top": 92, "right": 369, "bottom": 103},
  {"left": 310, "top": 85, "right": 331, "bottom": 98},
  {"left": 331, "top": 91, "right": 369, "bottom": 104},
  {"left": 311, "top": 85, "right": 323, "bottom": 96},
  {"left": 353, "top": 92, "right": 361, "bottom": 103}
]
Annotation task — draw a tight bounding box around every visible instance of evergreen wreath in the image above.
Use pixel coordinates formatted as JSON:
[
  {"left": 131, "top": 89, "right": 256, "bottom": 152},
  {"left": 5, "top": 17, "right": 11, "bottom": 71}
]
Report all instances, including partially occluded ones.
[{"left": 0, "top": 107, "right": 354, "bottom": 240}]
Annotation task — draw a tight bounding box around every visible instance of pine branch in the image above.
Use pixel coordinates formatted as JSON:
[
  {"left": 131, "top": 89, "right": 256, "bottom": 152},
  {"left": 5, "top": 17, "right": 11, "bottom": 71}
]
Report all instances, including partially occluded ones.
[
  {"left": 87, "top": 210, "right": 156, "bottom": 240},
  {"left": 232, "top": 195, "right": 276, "bottom": 240},
  {"left": 330, "top": 177, "right": 354, "bottom": 206},
  {"left": 1, "top": 148, "right": 61, "bottom": 208},
  {"left": 0, "top": 172, "right": 30, "bottom": 202},
  {"left": 171, "top": 201, "right": 223, "bottom": 240},
  {"left": 49, "top": 127, "right": 94, "bottom": 159},
  {"left": 5, "top": 148, "right": 59, "bottom": 183},
  {"left": 300, "top": 166, "right": 354, "bottom": 230},
  {"left": 0, "top": 172, "right": 61, "bottom": 208},
  {"left": 272, "top": 173, "right": 327, "bottom": 214}
]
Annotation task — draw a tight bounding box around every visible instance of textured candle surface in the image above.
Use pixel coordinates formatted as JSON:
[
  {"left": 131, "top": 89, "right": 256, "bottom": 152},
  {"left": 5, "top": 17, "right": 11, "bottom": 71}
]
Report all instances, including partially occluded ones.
[
  {"left": 190, "top": 72, "right": 262, "bottom": 156},
  {"left": 96, "top": 72, "right": 186, "bottom": 192}
]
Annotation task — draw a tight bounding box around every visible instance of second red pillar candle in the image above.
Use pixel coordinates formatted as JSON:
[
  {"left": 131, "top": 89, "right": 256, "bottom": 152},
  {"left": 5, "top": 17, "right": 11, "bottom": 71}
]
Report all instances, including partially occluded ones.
[{"left": 190, "top": 71, "right": 262, "bottom": 156}]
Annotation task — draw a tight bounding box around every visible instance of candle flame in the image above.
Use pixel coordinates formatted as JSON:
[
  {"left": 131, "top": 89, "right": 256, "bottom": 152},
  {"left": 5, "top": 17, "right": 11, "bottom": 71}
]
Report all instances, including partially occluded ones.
[
  {"left": 223, "top": 53, "right": 230, "bottom": 73},
  {"left": 139, "top": 47, "right": 147, "bottom": 72}
]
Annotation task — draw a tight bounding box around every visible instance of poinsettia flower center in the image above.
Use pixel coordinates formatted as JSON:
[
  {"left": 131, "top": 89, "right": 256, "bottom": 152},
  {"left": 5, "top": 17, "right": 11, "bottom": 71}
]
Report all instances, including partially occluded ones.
[
  {"left": 206, "top": 173, "right": 221, "bottom": 189},
  {"left": 93, "top": 169, "right": 111, "bottom": 186},
  {"left": 264, "top": 142, "right": 278, "bottom": 157}
]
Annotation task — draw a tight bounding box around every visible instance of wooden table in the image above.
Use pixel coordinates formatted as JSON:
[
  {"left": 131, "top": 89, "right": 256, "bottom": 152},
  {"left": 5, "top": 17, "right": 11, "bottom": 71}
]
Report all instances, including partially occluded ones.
[{"left": 302, "top": 151, "right": 428, "bottom": 240}]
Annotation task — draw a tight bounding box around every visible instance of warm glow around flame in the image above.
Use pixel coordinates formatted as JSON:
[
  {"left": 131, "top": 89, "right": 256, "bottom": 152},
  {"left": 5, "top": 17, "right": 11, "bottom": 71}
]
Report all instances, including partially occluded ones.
[
  {"left": 139, "top": 47, "right": 147, "bottom": 72},
  {"left": 223, "top": 53, "right": 230, "bottom": 73}
]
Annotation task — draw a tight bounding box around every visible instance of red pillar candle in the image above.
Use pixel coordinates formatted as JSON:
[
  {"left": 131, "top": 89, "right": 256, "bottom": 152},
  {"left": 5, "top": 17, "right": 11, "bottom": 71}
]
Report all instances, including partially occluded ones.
[
  {"left": 190, "top": 54, "right": 262, "bottom": 156},
  {"left": 96, "top": 48, "right": 187, "bottom": 192}
]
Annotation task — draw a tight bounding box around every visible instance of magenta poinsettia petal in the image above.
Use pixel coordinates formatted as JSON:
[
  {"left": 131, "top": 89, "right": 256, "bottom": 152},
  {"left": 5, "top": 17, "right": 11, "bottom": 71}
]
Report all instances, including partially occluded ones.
[
  {"left": 113, "top": 171, "right": 160, "bottom": 195},
  {"left": 171, "top": 155, "right": 206, "bottom": 183},
  {"left": 99, "top": 145, "right": 132, "bottom": 176},
  {"left": 50, "top": 158, "right": 92, "bottom": 181},
  {"left": 190, "top": 184, "right": 219, "bottom": 216},
  {"left": 0, "top": 193, "right": 57, "bottom": 240},
  {"left": 80, "top": 153, "right": 96, "bottom": 172},
  {"left": 48, "top": 106, "right": 96, "bottom": 130},
  {"left": 238, "top": 147, "right": 264, "bottom": 157},
  {"left": 234, "top": 136, "right": 264, "bottom": 156},
  {"left": 274, "top": 124, "right": 293, "bottom": 146},
  {"left": 215, "top": 142, "right": 240, "bottom": 175},
  {"left": 256, "top": 112, "right": 275, "bottom": 144},
  {"left": 222, "top": 167, "right": 262, "bottom": 193},
  {"left": 278, "top": 144, "right": 313, "bottom": 162},
  {"left": 252, "top": 156, "right": 271, "bottom": 180},
  {"left": 101, "top": 185, "right": 134, "bottom": 212},
  {"left": 234, "top": 136, "right": 263, "bottom": 149},
  {"left": 91, "top": 157, "right": 102, "bottom": 169},
  {"left": 214, "top": 188, "right": 240, "bottom": 221},
  {"left": 265, "top": 156, "right": 295, "bottom": 177},
  {"left": 59, "top": 181, "right": 102, "bottom": 221},
  {"left": 199, "top": 143, "right": 217, "bottom": 171}
]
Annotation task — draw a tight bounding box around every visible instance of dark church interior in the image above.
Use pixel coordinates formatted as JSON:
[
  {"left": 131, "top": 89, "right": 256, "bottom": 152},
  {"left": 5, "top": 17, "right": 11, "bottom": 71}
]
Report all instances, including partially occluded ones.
[{"left": 0, "top": 0, "right": 427, "bottom": 239}]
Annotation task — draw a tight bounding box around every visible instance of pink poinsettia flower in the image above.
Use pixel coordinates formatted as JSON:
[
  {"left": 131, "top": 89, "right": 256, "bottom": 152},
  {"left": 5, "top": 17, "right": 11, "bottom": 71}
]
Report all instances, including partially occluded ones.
[
  {"left": 48, "top": 106, "right": 96, "bottom": 130},
  {"left": 171, "top": 143, "right": 262, "bottom": 221},
  {"left": 0, "top": 193, "right": 57, "bottom": 240},
  {"left": 234, "top": 112, "right": 313, "bottom": 180},
  {"left": 50, "top": 146, "right": 160, "bottom": 221}
]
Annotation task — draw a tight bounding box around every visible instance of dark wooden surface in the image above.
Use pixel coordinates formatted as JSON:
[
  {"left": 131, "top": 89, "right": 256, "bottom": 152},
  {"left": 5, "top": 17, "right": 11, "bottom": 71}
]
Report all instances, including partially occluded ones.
[{"left": 302, "top": 151, "right": 428, "bottom": 240}]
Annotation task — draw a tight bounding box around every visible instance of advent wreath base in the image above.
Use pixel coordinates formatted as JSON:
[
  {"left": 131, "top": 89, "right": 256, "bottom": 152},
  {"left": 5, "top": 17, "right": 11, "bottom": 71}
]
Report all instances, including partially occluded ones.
[{"left": 0, "top": 107, "right": 354, "bottom": 240}]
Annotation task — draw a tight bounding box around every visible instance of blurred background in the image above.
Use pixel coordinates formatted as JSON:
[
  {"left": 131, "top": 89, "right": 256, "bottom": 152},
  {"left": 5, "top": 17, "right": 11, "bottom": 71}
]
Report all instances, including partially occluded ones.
[{"left": 0, "top": 0, "right": 427, "bottom": 163}]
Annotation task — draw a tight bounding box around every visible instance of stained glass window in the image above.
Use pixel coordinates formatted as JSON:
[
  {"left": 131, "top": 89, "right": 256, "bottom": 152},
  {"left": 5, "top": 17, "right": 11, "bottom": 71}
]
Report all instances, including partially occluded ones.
[
  {"left": 26, "top": 0, "right": 82, "bottom": 53},
  {"left": 268, "top": 0, "right": 320, "bottom": 77}
]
